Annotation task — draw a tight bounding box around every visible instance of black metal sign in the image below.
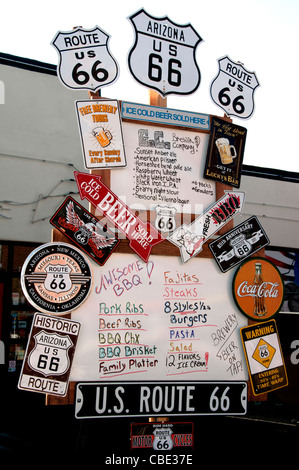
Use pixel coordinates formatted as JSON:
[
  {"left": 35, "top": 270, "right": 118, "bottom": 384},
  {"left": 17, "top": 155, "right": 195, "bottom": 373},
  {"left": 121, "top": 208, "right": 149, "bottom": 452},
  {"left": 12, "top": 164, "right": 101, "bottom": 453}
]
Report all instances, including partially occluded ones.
[
  {"left": 209, "top": 216, "right": 270, "bottom": 272},
  {"left": 75, "top": 381, "right": 247, "bottom": 418},
  {"left": 50, "top": 196, "right": 119, "bottom": 266}
]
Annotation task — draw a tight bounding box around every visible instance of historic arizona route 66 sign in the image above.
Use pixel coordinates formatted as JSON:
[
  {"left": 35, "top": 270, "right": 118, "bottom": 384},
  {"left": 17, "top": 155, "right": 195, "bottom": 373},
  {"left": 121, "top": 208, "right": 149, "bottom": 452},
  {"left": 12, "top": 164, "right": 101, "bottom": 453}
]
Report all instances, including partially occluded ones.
[
  {"left": 51, "top": 26, "right": 119, "bottom": 91},
  {"left": 210, "top": 56, "right": 259, "bottom": 119},
  {"left": 128, "top": 9, "right": 202, "bottom": 97}
]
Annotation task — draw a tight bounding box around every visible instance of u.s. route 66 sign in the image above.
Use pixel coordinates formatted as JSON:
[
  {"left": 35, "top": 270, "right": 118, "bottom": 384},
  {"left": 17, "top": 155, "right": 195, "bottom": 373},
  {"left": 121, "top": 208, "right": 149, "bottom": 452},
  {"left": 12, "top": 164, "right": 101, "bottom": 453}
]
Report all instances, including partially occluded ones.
[
  {"left": 128, "top": 9, "right": 202, "bottom": 97},
  {"left": 210, "top": 56, "right": 259, "bottom": 119},
  {"left": 51, "top": 26, "right": 119, "bottom": 91}
]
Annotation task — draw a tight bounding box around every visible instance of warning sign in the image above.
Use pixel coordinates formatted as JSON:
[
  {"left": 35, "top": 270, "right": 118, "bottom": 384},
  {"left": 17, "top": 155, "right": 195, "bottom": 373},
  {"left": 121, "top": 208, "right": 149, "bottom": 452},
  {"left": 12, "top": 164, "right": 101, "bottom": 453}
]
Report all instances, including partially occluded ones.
[{"left": 240, "top": 320, "right": 288, "bottom": 395}]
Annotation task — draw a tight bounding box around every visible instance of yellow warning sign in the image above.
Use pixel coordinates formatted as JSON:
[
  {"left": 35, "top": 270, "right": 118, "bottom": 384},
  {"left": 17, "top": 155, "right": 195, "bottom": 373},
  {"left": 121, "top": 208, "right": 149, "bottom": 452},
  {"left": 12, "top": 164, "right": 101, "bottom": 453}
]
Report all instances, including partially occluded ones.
[{"left": 252, "top": 338, "right": 276, "bottom": 369}]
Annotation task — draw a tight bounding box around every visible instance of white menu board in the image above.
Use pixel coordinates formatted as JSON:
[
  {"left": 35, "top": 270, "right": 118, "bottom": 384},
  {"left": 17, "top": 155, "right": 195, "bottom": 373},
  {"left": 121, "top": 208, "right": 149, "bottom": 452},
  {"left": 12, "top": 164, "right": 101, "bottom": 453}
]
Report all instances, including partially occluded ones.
[{"left": 70, "top": 253, "right": 248, "bottom": 382}]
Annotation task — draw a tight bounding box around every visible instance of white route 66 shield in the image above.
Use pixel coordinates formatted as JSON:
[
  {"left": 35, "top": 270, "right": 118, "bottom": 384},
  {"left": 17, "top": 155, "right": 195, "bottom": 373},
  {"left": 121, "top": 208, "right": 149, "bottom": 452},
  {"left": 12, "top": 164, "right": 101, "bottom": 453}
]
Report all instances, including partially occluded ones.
[
  {"left": 51, "top": 26, "right": 119, "bottom": 91},
  {"left": 128, "top": 9, "right": 202, "bottom": 97},
  {"left": 210, "top": 56, "right": 259, "bottom": 119}
]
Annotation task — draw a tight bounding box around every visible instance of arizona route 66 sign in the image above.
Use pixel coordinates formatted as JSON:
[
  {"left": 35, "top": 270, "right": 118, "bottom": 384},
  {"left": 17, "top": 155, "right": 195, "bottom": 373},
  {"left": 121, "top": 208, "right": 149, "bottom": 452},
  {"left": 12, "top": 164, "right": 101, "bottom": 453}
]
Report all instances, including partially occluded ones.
[
  {"left": 128, "top": 9, "right": 202, "bottom": 97},
  {"left": 51, "top": 26, "right": 119, "bottom": 91},
  {"left": 210, "top": 56, "right": 259, "bottom": 119}
]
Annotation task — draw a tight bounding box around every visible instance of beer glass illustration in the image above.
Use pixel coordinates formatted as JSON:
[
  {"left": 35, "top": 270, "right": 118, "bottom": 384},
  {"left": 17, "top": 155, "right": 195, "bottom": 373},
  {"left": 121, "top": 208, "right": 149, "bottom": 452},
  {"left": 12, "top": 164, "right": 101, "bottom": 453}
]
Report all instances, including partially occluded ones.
[
  {"left": 92, "top": 126, "right": 112, "bottom": 148},
  {"left": 215, "top": 138, "right": 237, "bottom": 164}
]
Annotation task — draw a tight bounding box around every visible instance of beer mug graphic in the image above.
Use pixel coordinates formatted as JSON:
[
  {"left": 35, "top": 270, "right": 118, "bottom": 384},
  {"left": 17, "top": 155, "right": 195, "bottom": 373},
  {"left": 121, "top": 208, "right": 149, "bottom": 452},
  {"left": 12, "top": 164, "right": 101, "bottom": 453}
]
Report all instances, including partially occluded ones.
[
  {"left": 215, "top": 138, "right": 237, "bottom": 164},
  {"left": 92, "top": 126, "right": 112, "bottom": 148}
]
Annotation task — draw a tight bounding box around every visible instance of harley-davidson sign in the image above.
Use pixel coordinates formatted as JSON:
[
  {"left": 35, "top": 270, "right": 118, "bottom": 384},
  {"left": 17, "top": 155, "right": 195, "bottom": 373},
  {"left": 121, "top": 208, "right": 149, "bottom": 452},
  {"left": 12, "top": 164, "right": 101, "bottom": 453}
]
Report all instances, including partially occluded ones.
[{"left": 128, "top": 9, "right": 202, "bottom": 97}]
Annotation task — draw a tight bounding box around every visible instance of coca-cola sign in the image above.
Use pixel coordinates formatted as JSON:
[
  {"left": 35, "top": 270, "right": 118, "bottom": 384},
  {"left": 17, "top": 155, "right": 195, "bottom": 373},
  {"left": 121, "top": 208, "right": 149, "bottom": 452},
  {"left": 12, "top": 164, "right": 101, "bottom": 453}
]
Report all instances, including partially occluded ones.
[{"left": 232, "top": 258, "right": 284, "bottom": 321}]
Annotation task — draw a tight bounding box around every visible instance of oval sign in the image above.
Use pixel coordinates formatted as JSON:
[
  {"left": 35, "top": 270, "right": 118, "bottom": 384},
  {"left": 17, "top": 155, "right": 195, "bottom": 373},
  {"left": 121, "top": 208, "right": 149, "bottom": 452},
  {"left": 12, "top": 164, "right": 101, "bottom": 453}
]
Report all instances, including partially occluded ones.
[
  {"left": 232, "top": 257, "right": 284, "bottom": 321},
  {"left": 21, "top": 242, "right": 92, "bottom": 314}
]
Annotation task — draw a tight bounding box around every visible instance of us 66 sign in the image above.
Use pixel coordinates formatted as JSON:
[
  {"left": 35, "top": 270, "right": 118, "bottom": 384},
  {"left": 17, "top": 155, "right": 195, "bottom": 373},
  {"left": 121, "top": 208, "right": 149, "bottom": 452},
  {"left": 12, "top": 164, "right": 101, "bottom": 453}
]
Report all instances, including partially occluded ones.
[
  {"left": 51, "top": 26, "right": 119, "bottom": 92},
  {"left": 128, "top": 9, "right": 202, "bottom": 97},
  {"left": 210, "top": 56, "right": 259, "bottom": 119}
]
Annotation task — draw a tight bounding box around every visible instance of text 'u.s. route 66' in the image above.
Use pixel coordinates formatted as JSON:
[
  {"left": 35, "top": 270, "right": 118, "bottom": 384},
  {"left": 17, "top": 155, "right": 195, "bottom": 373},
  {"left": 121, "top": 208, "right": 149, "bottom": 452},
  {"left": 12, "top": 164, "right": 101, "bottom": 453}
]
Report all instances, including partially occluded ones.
[{"left": 75, "top": 381, "right": 247, "bottom": 418}]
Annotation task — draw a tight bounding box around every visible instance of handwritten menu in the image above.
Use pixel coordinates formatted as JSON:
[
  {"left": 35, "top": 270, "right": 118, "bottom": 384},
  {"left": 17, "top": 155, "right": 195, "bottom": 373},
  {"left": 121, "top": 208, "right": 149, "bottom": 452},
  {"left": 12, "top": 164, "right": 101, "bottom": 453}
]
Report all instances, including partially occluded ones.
[
  {"left": 70, "top": 254, "right": 248, "bottom": 382},
  {"left": 110, "top": 122, "right": 215, "bottom": 215}
]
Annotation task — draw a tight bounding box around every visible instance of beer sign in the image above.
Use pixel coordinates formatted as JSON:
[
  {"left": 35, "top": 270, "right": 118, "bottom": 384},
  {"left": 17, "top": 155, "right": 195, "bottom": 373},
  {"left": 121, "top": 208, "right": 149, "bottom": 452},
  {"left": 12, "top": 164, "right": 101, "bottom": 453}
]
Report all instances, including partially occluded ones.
[
  {"left": 210, "top": 56, "right": 259, "bottom": 119},
  {"left": 18, "top": 313, "right": 80, "bottom": 396},
  {"left": 232, "top": 257, "right": 284, "bottom": 321},
  {"left": 128, "top": 9, "right": 202, "bottom": 97},
  {"left": 240, "top": 320, "right": 288, "bottom": 395},
  {"left": 51, "top": 26, "right": 119, "bottom": 91}
]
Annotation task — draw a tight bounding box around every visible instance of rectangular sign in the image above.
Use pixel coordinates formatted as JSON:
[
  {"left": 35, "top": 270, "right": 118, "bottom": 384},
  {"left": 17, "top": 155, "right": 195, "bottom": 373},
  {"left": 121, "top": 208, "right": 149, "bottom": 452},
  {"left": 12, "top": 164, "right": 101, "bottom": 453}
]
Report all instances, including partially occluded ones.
[
  {"left": 209, "top": 216, "right": 270, "bottom": 272},
  {"left": 18, "top": 313, "right": 80, "bottom": 396},
  {"left": 122, "top": 101, "right": 210, "bottom": 130},
  {"left": 50, "top": 196, "right": 120, "bottom": 266},
  {"left": 75, "top": 381, "right": 247, "bottom": 418},
  {"left": 130, "top": 422, "right": 194, "bottom": 450},
  {"left": 204, "top": 116, "right": 247, "bottom": 188},
  {"left": 240, "top": 320, "right": 288, "bottom": 396},
  {"left": 75, "top": 99, "right": 127, "bottom": 170}
]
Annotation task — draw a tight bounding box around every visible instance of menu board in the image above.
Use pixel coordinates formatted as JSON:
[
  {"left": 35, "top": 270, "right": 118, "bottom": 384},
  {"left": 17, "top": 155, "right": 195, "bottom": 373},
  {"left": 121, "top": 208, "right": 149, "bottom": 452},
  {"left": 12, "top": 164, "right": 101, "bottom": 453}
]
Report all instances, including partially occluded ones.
[
  {"left": 109, "top": 122, "right": 216, "bottom": 215},
  {"left": 70, "top": 253, "right": 248, "bottom": 382}
]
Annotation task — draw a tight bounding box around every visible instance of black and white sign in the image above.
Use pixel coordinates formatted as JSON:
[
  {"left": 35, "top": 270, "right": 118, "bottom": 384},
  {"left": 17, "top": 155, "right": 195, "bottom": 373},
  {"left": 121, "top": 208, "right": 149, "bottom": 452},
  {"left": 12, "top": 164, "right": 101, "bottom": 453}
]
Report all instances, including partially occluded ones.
[
  {"left": 51, "top": 26, "right": 119, "bottom": 91},
  {"left": 75, "top": 381, "right": 247, "bottom": 418},
  {"left": 128, "top": 9, "right": 202, "bottom": 97},
  {"left": 209, "top": 216, "right": 270, "bottom": 272},
  {"left": 18, "top": 313, "right": 80, "bottom": 396},
  {"left": 210, "top": 56, "right": 259, "bottom": 119}
]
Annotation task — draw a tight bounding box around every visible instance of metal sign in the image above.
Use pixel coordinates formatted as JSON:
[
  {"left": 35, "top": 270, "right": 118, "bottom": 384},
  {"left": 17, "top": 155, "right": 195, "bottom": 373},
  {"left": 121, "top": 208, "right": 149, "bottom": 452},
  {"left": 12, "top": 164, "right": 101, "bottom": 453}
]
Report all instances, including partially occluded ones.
[
  {"left": 204, "top": 116, "right": 247, "bottom": 188},
  {"left": 131, "top": 422, "right": 194, "bottom": 450},
  {"left": 128, "top": 9, "right": 202, "bottom": 97},
  {"left": 240, "top": 320, "right": 288, "bottom": 395},
  {"left": 21, "top": 242, "right": 92, "bottom": 314},
  {"left": 168, "top": 191, "right": 245, "bottom": 262},
  {"left": 232, "top": 257, "right": 284, "bottom": 321},
  {"left": 210, "top": 56, "right": 259, "bottom": 119},
  {"left": 75, "top": 381, "right": 247, "bottom": 418},
  {"left": 209, "top": 216, "right": 270, "bottom": 272},
  {"left": 18, "top": 313, "right": 80, "bottom": 396},
  {"left": 75, "top": 99, "right": 127, "bottom": 170},
  {"left": 51, "top": 26, "right": 119, "bottom": 91},
  {"left": 74, "top": 171, "right": 165, "bottom": 263},
  {"left": 50, "top": 196, "right": 120, "bottom": 266}
]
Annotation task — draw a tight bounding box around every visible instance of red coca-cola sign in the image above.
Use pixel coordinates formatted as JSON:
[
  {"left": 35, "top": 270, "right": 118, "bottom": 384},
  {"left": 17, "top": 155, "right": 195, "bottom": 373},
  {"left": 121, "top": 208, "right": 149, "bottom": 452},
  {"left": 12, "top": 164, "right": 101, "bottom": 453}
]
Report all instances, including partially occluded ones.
[{"left": 232, "top": 257, "right": 284, "bottom": 321}]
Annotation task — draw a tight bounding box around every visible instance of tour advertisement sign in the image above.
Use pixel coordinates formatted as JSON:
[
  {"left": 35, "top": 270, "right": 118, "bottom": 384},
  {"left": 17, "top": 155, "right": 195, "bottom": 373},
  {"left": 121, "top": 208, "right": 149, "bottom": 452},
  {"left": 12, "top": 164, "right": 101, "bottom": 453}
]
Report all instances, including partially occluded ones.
[
  {"left": 210, "top": 55, "right": 259, "bottom": 120},
  {"left": 50, "top": 196, "right": 120, "bottom": 266},
  {"left": 204, "top": 116, "right": 247, "bottom": 188},
  {"left": 209, "top": 216, "right": 270, "bottom": 273},
  {"left": 51, "top": 26, "right": 119, "bottom": 92},
  {"left": 20, "top": 242, "right": 93, "bottom": 315},
  {"left": 75, "top": 99, "right": 127, "bottom": 169},
  {"left": 240, "top": 320, "right": 288, "bottom": 395},
  {"left": 232, "top": 258, "right": 285, "bottom": 321},
  {"left": 130, "top": 422, "right": 194, "bottom": 450},
  {"left": 18, "top": 313, "right": 80, "bottom": 396},
  {"left": 128, "top": 9, "right": 202, "bottom": 97}
]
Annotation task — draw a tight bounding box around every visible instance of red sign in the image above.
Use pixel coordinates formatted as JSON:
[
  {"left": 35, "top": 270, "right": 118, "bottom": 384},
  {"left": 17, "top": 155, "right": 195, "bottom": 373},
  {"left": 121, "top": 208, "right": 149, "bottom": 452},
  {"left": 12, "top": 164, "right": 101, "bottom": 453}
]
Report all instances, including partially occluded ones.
[{"left": 74, "top": 172, "right": 164, "bottom": 262}]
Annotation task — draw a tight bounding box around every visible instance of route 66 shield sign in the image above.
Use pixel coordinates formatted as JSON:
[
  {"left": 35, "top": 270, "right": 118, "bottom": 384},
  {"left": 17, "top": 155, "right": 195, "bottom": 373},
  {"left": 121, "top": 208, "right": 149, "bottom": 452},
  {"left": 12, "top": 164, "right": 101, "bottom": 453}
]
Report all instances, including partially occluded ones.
[
  {"left": 51, "top": 26, "right": 119, "bottom": 92},
  {"left": 128, "top": 9, "right": 202, "bottom": 97},
  {"left": 210, "top": 56, "right": 259, "bottom": 119}
]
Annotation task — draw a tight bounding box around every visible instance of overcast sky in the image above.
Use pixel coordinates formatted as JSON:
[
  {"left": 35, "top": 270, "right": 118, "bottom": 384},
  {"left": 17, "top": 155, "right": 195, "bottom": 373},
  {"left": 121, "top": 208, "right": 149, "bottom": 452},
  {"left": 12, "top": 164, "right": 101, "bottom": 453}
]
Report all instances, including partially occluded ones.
[{"left": 1, "top": 0, "right": 298, "bottom": 173}]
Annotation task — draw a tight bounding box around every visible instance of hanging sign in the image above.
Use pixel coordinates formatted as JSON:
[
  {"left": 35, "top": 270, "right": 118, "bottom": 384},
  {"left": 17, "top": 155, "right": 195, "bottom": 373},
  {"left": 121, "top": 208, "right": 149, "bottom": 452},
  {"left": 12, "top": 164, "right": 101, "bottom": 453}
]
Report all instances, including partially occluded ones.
[
  {"left": 128, "top": 8, "right": 202, "bottom": 97},
  {"left": 204, "top": 116, "right": 247, "bottom": 188},
  {"left": 18, "top": 313, "right": 80, "bottom": 396},
  {"left": 50, "top": 196, "right": 120, "bottom": 266},
  {"left": 74, "top": 172, "right": 165, "bottom": 262},
  {"left": 168, "top": 191, "right": 245, "bottom": 262},
  {"left": 51, "top": 26, "right": 119, "bottom": 91},
  {"left": 232, "top": 257, "right": 284, "bottom": 321},
  {"left": 209, "top": 216, "right": 270, "bottom": 272},
  {"left": 21, "top": 242, "right": 92, "bottom": 314},
  {"left": 210, "top": 56, "right": 259, "bottom": 119},
  {"left": 240, "top": 320, "right": 288, "bottom": 395},
  {"left": 130, "top": 422, "right": 194, "bottom": 450},
  {"left": 75, "top": 99, "right": 127, "bottom": 169}
]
